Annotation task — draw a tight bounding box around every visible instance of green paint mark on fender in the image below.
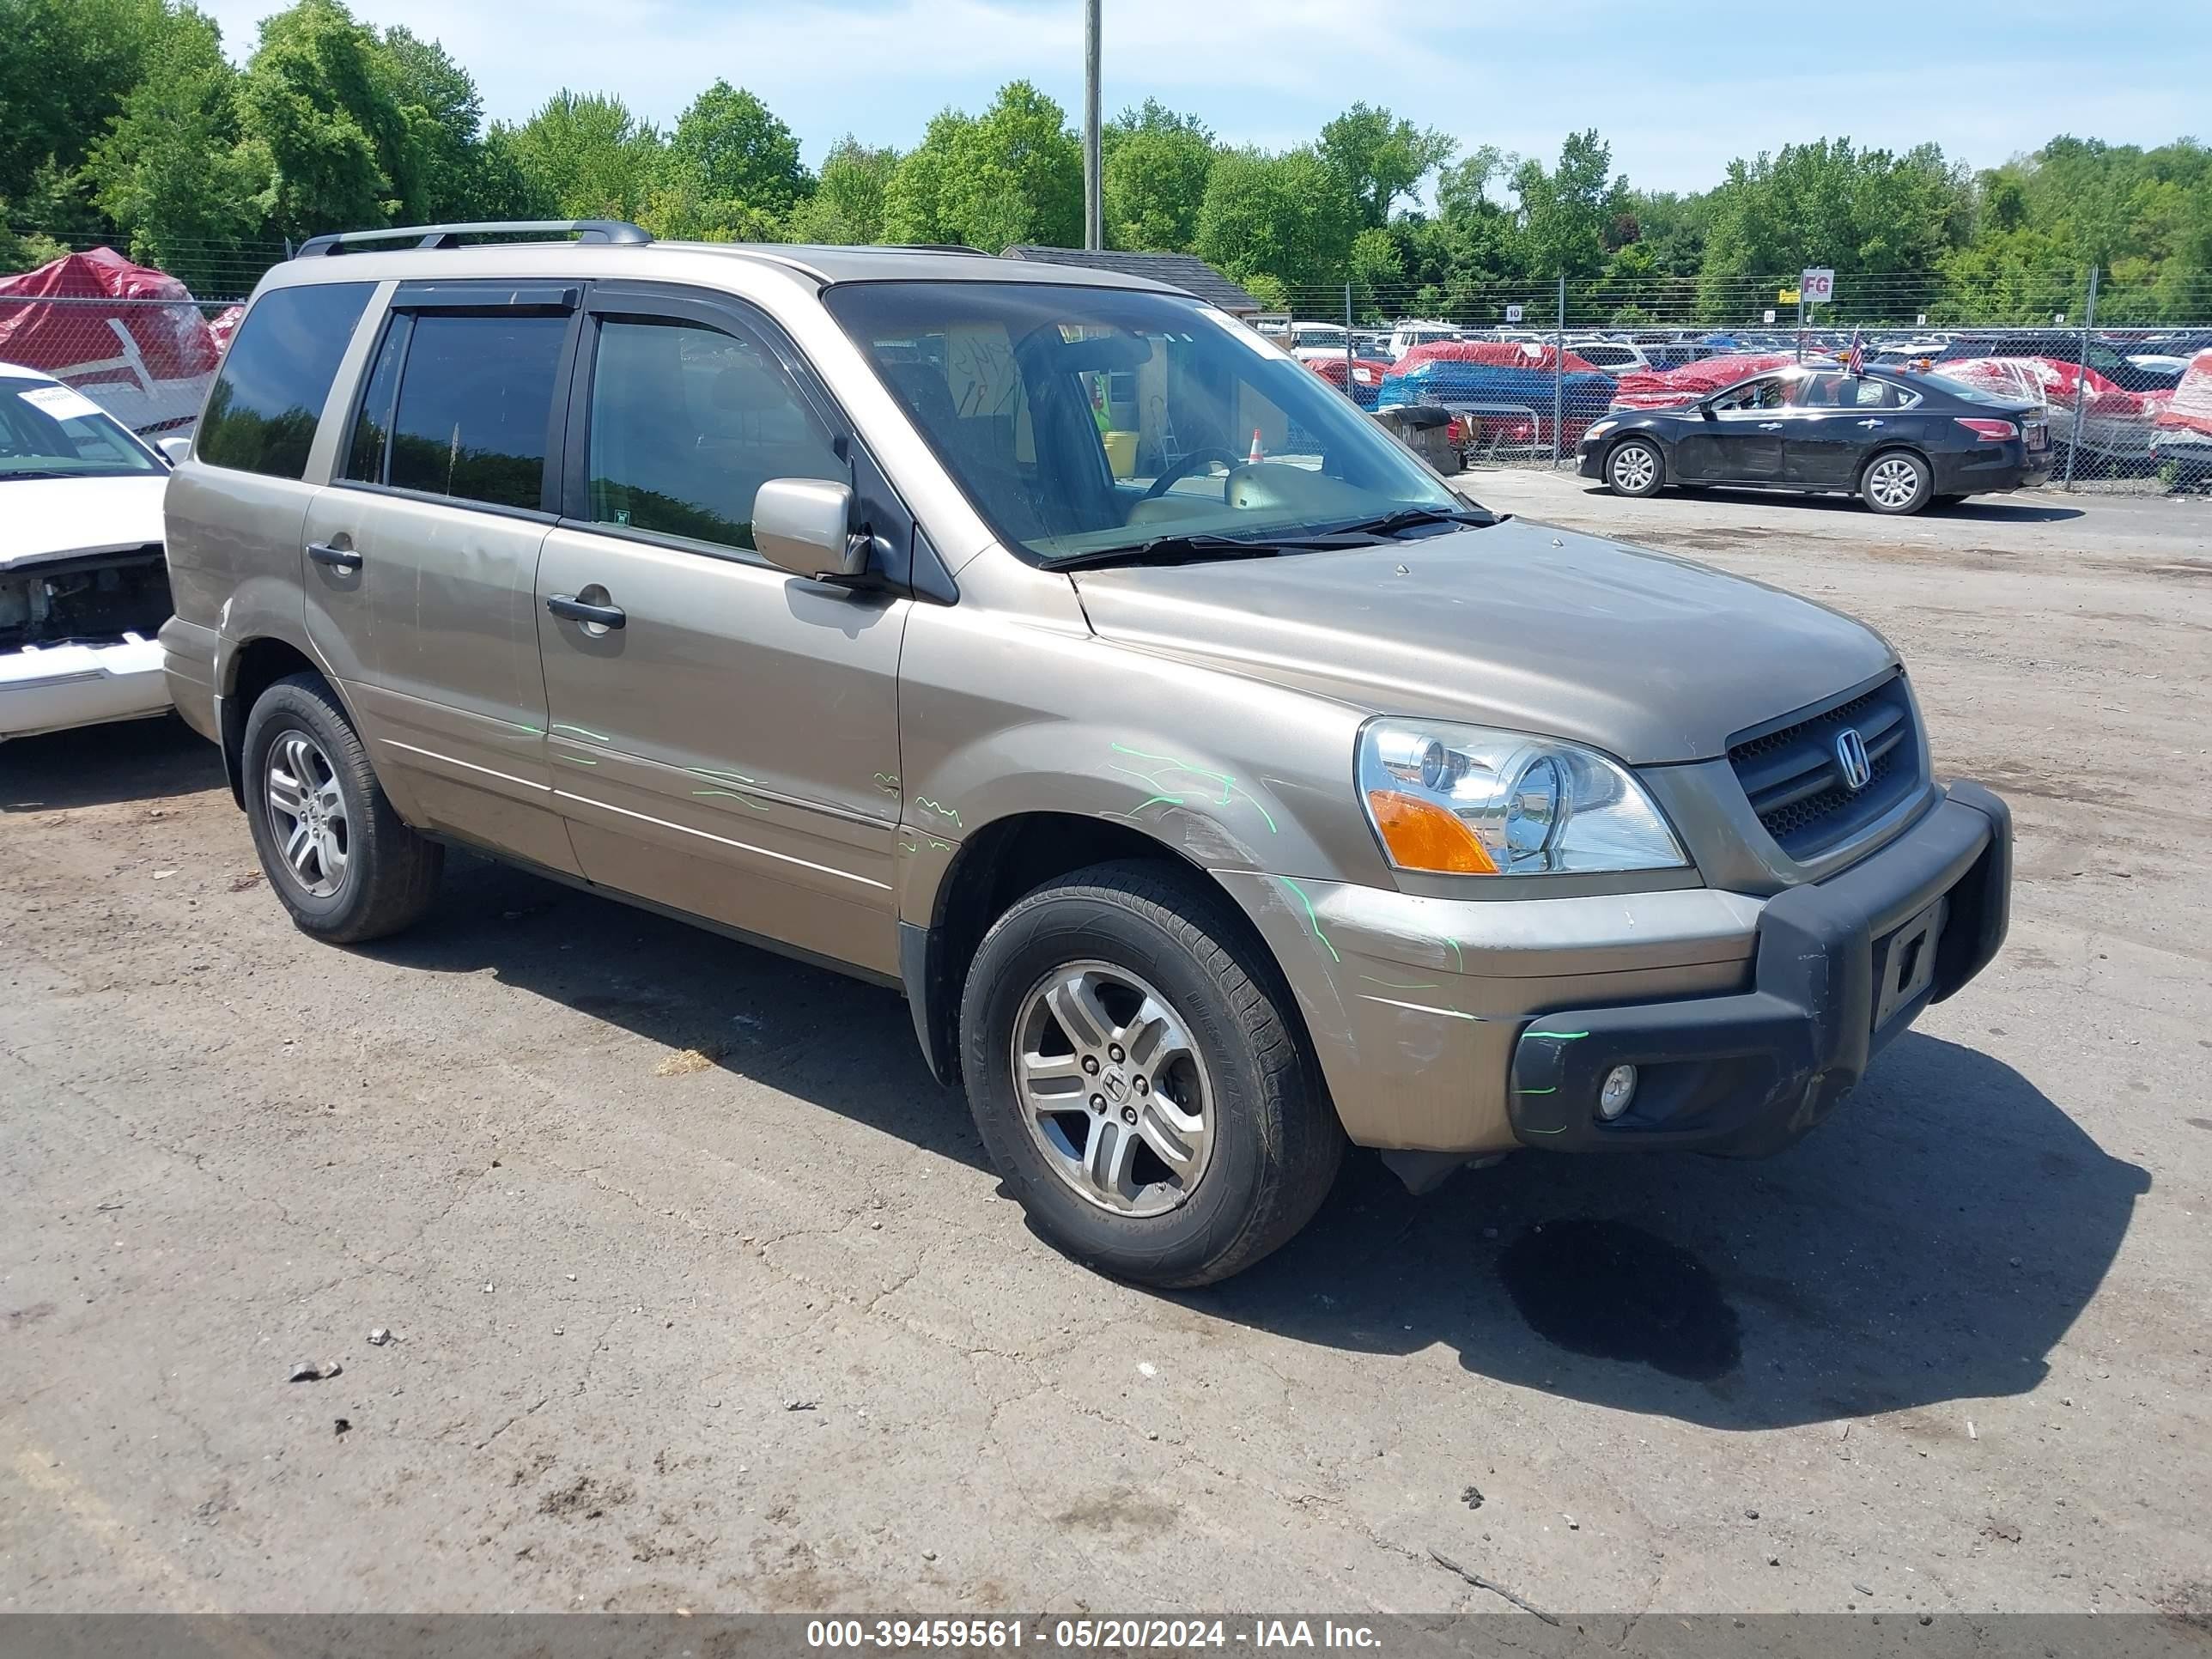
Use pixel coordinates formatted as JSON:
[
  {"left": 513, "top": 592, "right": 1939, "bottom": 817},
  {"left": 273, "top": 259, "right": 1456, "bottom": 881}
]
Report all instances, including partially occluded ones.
[
  {"left": 1109, "top": 743, "right": 1279, "bottom": 835},
  {"left": 1277, "top": 876, "right": 1340, "bottom": 963},
  {"left": 551, "top": 722, "right": 610, "bottom": 743},
  {"left": 914, "top": 797, "right": 963, "bottom": 828},
  {"left": 1516, "top": 1085, "right": 1559, "bottom": 1096},
  {"left": 694, "top": 790, "right": 771, "bottom": 811},
  {"left": 555, "top": 752, "right": 599, "bottom": 766},
  {"left": 1524, "top": 1030, "right": 1590, "bottom": 1041},
  {"left": 1360, "top": 975, "right": 1440, "bottom": 991}
]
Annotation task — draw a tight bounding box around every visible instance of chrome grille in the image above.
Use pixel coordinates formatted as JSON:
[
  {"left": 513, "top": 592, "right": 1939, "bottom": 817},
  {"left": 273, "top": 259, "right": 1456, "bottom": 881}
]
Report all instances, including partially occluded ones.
[{"left": 1728, "top": 675, "right": 1922, "bottom": 860}]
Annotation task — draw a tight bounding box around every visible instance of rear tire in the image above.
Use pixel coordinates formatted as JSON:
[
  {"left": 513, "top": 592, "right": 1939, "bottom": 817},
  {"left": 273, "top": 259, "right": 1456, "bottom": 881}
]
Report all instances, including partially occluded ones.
[
  {"left": 958, "top": 860, "right": 1344, "bottom": 1287},
  {"left": 1605, "top": 437, "right": 1664, "bottom": 498},
  {"left": 242, "top": 672, "right": 441, "bottom": 943},
  {"left": 1861, "top": 450, "right": 1933, "bottom": 515}
]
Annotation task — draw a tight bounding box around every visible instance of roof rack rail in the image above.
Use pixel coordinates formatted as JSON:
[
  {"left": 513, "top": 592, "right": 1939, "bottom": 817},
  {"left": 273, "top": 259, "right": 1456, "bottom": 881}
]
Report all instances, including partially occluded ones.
[
  {"left": 881, "top": 242, "right": 990, "bottom": 255},
  {"left": 295, "top": 219, "right": 653, "bottom": 258}
]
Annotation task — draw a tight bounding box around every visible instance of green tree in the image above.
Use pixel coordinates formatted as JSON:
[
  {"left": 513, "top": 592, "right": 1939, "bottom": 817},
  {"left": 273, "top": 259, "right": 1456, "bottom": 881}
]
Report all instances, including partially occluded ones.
[
  {"left": 375, "top": 25, "right": 484, "bottom": 222},
  {"left": 1193, "top": 147, "right": 1355, "bottom": 295},
  {"left": 506, "top": 89, "right": 662, "bottom": 221},
  {"left": 882, "top": 82, "right": 1080, "bottom": 251},
  {"left": 661, "top": 80, "right": 811, "bottom": 218},
  {"left": 87, "top": 5, "right": 270, "bottom": 292},
  {"left": 1100, "top": 100, "right": 1214, "bottom": 252},
  {"left": 1696, "top": 136, "right": 1969, "bottom": 317},
  {"left": 0, "top": 0, "right": 170, "bottom": 233},
  {"left": 1511, "top": 129, "right": 1624, "bottom": 280},
  {"left": 234, "top": 0, "right": 408, "bottom": 236},
  {"left": 784, "top": 137, "right": 898, "bottom": 244},
  {"left": 1317, "top": 102, "right": 1454, "bottom": 229}
]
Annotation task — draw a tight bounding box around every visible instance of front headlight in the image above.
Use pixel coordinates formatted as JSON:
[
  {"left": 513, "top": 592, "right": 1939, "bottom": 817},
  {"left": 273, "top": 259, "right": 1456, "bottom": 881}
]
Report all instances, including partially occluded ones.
[
  {"left": 1582, "top": 418, "right": 1619, "bottom": 443},
  {"left": 1357, "top": 718, "right": 1687, "bottom": 876}
]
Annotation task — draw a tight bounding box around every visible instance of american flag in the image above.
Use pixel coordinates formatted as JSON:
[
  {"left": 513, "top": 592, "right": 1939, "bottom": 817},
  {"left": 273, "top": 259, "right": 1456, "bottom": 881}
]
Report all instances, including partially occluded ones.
[{"left": 1845, "top": 327, "right": 1865, "bottom": 377}]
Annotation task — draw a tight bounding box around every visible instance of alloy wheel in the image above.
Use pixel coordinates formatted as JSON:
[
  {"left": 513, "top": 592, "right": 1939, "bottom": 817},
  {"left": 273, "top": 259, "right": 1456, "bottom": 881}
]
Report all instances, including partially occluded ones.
[
  {"left": 264, "top": 729, "right": 349, "bottom": 899},
  {"left": 1010, "top": 961, "right": 1216, "bottom": 1217},
  {"left": 1610, "top": 443, "right": 1657, "bottom": 493},
  {"left": 1867, "top": 455, "right": 1923, "bottom": 510}
]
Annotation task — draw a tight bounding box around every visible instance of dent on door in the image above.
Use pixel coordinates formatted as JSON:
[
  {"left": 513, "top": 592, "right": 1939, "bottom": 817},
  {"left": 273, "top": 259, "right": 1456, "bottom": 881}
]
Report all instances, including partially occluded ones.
[{"left": 299, "top": 488, "right": 578, "bottom": 872}]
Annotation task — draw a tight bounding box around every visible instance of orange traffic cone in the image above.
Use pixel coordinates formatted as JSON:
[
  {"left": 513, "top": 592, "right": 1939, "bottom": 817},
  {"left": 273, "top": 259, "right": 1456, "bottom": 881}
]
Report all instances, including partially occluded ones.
[{"left": 1248, "top": 428, "right": 1265, "bottom": 465}]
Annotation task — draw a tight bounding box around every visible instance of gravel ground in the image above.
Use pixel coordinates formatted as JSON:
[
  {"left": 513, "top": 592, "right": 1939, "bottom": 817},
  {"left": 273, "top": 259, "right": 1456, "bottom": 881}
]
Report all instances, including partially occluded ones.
[{"left": 2, "top": 477, "right": 2208, "bottom": 1620}]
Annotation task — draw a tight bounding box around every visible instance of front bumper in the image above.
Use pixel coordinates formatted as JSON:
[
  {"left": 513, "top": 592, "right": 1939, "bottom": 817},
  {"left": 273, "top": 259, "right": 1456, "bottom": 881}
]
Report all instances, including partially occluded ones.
[
  {"left": 1216, "top": 781, "right": 2009, "bottom": 1157},
  {"left": 0, "top": 635, "right": 172, "bottom": 741},
  {"left": 1508, "top": 782, "right": 2009, "bottom": 1155}
]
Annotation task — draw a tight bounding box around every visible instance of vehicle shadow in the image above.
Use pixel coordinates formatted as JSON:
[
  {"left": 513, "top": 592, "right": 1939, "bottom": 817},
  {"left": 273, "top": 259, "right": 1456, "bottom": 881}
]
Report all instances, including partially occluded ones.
[
  {"left": 357, "top": 852, "right": 988, "bottom": 1171},
  {"left": 1574, "top": 483, "right": 2086, "bottom": 524},
  {"left": 0, "top": 714, "right": 225, "bottom": 811},
  {"left": 359, "top": 859, "right": 2142, "bottom": 1431},
  {"left": 1193, "top": 1031, "right": 2148, "bottom": 1430}
]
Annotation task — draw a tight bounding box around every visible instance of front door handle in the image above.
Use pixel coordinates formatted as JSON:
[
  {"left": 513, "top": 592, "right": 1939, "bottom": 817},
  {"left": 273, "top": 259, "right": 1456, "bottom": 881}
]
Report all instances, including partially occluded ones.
[
  {"left": 307, "top": 542, "right": 362, "bottom": 570},
  {"left": 546, "top": 592, "right": 626, "bottom": 629},
  {"left": 1758, "top": 422, "right": 1784, "bottom": 430}
]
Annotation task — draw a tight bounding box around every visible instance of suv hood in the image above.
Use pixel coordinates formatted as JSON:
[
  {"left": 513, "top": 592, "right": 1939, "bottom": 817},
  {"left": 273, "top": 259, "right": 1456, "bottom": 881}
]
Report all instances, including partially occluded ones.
[
  {"left": 1, "top": 475, "right": 168, "bottom": 570},
  {"left": 1070, "top": 518, "right": 1895, "bottom": 763}
]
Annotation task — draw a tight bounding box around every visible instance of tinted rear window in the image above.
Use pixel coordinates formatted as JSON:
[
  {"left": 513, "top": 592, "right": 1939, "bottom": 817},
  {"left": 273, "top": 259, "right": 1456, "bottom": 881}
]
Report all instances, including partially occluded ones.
[
  {"left": 196, "top": 283, "right": 373, "bottom": 478},
  {"left": 383, "top": 313, "right": 568, "bottom": 510}
]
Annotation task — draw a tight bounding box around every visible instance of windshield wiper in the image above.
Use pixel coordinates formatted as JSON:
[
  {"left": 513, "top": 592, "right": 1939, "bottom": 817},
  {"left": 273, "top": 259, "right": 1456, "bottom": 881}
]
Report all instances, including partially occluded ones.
[
  {"left": 0, "top": 469, "right": 76, "bottom": 482},
  {"left": 1046, "top": 532, "right": 1306, "bottom": 572},
  {"left": 1324, "top": 505, "right": 1498, "bottom": 538}
]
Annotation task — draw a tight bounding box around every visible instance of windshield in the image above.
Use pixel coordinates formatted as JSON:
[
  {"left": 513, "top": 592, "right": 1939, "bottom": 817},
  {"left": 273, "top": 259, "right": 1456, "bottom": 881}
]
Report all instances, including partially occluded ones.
[
  {"left": 0, "top": 379, "right": 160, "bottom": 479},
  {"left": 823, "top": 282, "right": 1460, "bottom": 563}
]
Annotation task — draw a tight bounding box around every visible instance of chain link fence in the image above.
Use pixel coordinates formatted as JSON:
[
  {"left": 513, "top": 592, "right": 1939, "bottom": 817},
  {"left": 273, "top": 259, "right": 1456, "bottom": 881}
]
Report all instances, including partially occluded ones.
[{"left": 1271, "top": 269, "right": 2212, "bottom": 492}]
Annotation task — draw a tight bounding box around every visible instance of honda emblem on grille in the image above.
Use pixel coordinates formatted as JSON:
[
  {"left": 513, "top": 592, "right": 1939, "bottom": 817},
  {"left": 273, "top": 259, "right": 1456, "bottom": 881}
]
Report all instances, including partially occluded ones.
[{"left": 1835, "top": 727, "right": 1873, "bottom": 792}]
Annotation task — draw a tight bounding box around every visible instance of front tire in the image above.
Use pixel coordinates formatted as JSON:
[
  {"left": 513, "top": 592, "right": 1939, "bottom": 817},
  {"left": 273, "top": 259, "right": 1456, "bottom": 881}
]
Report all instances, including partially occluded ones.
[
  {"left": 1861, "top": 450, "right": 1933, "bottom": 514},
  {"left": 242, "top": 672, "right": 441, "bottom": 943},
  {"left": 1605, "top": 437, "right": 1664, "bottom": 498},
  {"left": 958, "top": 861, "right": 1344, "bottom": 1287}
]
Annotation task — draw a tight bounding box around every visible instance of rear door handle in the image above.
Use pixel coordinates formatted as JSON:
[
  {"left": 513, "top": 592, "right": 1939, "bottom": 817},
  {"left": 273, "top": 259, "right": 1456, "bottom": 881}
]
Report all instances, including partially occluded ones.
[
  {"left": 1758, "top": 422, "right": 1784, "bottom": 430},
  {"left": 546, "top": 593, "right": 626, "bottom": 629},
  {"left": 307, "top": 542, "right": 362, "bottom": 570}
]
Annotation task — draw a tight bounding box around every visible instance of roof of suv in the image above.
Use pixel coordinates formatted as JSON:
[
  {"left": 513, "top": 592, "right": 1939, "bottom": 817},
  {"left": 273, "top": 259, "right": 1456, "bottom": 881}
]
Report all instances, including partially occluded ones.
[{"left": 263, "top": 235, "right": 1190, "bottom": 298}]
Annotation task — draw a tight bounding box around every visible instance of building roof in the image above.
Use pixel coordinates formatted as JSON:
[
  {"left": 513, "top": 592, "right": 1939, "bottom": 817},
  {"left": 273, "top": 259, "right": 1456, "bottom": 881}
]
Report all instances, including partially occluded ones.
[{"left": 1000, "top": 246, "right": 1263, "bottom": 313}]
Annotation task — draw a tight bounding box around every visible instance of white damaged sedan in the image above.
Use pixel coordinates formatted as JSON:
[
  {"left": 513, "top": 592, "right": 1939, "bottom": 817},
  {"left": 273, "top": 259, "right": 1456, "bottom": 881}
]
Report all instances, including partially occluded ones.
[{"left": 2, "top": 368, "right": 178, "bottom": 742}]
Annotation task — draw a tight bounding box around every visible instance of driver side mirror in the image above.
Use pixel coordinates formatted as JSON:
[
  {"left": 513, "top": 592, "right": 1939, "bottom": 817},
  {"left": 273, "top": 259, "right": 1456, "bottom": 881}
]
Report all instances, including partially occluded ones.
[
  {"left": 753, "top": 478, "right": 867, "bottom": 582},
  {"left": 157, "top": 434, "right": 193, "bottom": 464},
  {"left": 1696, "top": 400, "right": 1719, "bottom": 419}
]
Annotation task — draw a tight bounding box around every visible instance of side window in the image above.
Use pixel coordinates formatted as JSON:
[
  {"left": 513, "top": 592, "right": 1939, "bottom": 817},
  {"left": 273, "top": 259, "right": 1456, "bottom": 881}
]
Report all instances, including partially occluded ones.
[
  {"left": 196, "top": 283, "right": 373, "bottom": 478},
  {"left": 343, "top": 316, "right": 409, "bottom": 484},
  {"left": 380, "top": 312, "right": 567, "bottom": 509},
  {"left": 584, "top": 316, "right": 844, "bottom": 552},
  {"left": 1712, "top": 375, "right": 1786, "bottom": 412}
]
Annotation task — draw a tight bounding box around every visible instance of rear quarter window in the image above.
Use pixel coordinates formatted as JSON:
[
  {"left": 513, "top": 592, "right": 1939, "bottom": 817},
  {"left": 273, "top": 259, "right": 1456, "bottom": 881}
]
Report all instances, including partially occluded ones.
[{"left": 195, "top": 283, "right": 374, "bottom": 479}]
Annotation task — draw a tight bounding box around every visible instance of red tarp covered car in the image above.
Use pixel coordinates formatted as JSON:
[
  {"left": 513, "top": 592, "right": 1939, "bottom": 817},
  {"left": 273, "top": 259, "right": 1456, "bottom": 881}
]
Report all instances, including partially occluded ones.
[{"left": 0, "top": 248, "right": 221, "bottom": 434}]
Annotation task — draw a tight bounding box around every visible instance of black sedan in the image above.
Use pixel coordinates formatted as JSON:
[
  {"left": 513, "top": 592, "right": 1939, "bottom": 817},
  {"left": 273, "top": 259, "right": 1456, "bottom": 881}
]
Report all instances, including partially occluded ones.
[{"left": 1577, "top": 366, "right": 2052, "bottom": 514}]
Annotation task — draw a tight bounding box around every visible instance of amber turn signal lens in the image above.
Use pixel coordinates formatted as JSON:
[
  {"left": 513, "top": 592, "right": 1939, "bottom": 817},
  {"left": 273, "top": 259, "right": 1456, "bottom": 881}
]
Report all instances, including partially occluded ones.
[{"left": 1366, "top": 789, "right": 1498, "bottom": 874}]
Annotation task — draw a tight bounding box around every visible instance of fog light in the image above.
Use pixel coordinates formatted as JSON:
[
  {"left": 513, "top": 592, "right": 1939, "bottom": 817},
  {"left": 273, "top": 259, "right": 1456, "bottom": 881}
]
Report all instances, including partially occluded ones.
[{"left": 1598, "top": 1064, "right": 1638, "bottom": 1120}]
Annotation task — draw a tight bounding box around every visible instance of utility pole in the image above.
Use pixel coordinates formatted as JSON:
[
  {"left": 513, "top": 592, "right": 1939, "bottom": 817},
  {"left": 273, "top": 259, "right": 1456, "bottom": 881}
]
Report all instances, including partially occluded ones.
[{"left": 1083, "top": 0, "right": 1103, "bottom": 251}]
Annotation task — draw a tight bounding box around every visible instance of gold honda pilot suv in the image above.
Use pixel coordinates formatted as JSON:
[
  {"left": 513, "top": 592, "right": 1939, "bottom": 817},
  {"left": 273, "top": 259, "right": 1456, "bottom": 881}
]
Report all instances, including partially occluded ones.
[{"left": 161, "top": 221, "right": 2012, "bottom": 1285}]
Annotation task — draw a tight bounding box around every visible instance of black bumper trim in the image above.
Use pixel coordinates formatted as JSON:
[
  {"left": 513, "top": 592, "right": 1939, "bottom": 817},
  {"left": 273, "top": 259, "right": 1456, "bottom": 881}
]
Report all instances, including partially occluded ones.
[{"left": 1508, "top": 782, "right": 2011, "bottom": 1157}]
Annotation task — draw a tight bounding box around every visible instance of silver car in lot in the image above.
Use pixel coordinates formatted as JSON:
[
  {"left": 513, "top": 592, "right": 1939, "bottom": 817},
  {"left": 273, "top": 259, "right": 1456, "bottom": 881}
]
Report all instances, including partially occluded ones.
[{"left": 160, "top": 221, "right": 2013, "bottom": 1285}]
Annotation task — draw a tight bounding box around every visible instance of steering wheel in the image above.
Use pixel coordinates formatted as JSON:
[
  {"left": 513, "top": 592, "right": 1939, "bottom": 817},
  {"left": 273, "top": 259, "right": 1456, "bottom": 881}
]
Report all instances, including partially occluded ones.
[{"left": 1142, "top": 445, "right": 1245, "bottom": 501}]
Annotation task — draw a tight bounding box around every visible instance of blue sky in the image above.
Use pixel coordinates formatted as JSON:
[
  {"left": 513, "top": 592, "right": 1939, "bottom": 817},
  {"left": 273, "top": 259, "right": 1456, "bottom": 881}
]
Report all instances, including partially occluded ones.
[{"left": 198, "top": 0, "right": 2209, "bottom": 196}]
